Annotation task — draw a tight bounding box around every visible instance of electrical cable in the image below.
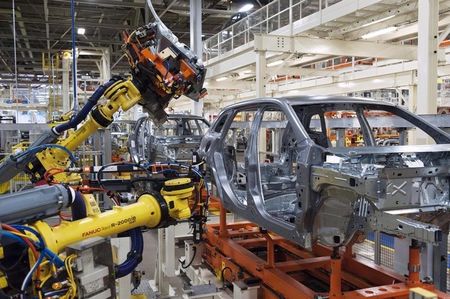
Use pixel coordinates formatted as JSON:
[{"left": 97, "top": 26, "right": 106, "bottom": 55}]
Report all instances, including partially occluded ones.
[
  {"left": 1, "top": 224, "right": 38, "bottom": 261},
  {"left": 20, "top": 253, "right": 44, "bottom": 299},
  {"left": 0, "top": 231, "right": 30, "bottom": 247},
  {"left": 44, "top": 168, "right": 66, "bottom": 183},
  {"left": 220, "top": 266, "right": 233, "bottom": 289},
  {"left": 12, "top": 225, "right": 64, "bottom": 268},
  {"left": 70, "top": 0, "right": 77, "bottom": 112},
  {"left": 43, "top": 289, "right": 69, "bottom": 297},
  {"left": 178, "top": 246, "right": 196, "bottom": 269},
  {"left": 97, "top": 162, "right": 151, "bottom": 189},
  {"left": 54, "top": 77, "right": 120, "bottom": 134},
  {"left": 64, "top": 254, "right": 77, "bottom": 299},
  {"left": 12, "top": 0, "right": 18, "bottom": 115},
  {"left": 115, "top": 228, "right": 143, "bottom": 278},
  {"left": 12, "top": 226, "right": 44, "bottom": 247}
]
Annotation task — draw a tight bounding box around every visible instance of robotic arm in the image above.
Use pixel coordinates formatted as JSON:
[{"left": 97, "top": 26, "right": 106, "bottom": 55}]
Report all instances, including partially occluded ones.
[
  {"left": 0, "top": 20, "right": 206, "bottom": 184},
  {"left": 0, "top": 179, "right": 193, "bottom": 253},
  {"left": 0, "top": 17, "right": 207, "bottom": 298}
]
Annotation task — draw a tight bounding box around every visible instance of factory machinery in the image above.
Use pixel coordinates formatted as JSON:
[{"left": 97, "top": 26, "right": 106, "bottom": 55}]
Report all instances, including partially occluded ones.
[
  {"left": 0, "top": 11, "right": 448, "bottom": 299},
  {"left": 0, "top": 15, "right": 207, "bottom": 299}
]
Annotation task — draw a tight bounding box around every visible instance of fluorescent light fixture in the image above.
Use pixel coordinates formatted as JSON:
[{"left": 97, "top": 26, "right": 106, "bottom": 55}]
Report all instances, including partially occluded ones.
[
  {"left": 361, "top": 27, "right": 396, "bottom": 39},
  {"left": 372, "top": 78, "right": 383, "bottom": 83},
  {"left": 267, "top": 60, "right": 284, "bottom": 67},
  {"left": 361, "top": 15, "right": 395, "bottom": 28},
  {"left": 215, "top": 76, "right": 228, "bottom": 82},
  {"left": 77, "top": 28, "right": 86, "bottom": 35},
  {"left": 338, "top": 82, "right": 355, "bottom": 88},
  {"left": 238, "top": 4, "right": 254, "bottom": 12},
  {"left": 239, "top": 69, "right": 253, "bottom": 76}
]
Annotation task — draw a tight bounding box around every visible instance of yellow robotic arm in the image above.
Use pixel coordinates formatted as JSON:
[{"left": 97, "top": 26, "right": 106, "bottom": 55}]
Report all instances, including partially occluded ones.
[
  {"left": 0, "top": 19, "right": 206, "bottom": 184},
  {"left": 33, "top": 178, "right": 194, "bottom": 254},
  {"left": 36, "top": 79, "right": 142, "bottom": 183},
  {"left": 0, "top": 13, "right": 208, "bottom": 299},
  {"left": 0, "top": 18, "right": 207, "bottom": 298}
]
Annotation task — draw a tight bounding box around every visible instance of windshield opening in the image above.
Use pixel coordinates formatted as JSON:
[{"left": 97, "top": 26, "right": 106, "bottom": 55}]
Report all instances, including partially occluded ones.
[{"left": 293, "top": 103, "right": 449, "bottom": 148}]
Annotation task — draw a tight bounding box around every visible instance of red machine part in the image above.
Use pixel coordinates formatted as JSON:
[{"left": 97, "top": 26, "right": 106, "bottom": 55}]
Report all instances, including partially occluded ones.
[{"left": 202, "top": 200, "right": 448, "bottom": 299}]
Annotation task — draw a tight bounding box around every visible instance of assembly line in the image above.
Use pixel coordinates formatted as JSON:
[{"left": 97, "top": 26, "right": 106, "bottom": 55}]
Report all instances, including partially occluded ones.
[{"left": 0, "top": 0, "right": 449, "bottom": 298}]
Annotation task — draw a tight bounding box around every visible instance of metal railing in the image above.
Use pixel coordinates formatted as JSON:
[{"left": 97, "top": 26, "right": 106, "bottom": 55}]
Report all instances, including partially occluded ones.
[{"left": 203, "top": 0, "right": 342, "bottom": 62}]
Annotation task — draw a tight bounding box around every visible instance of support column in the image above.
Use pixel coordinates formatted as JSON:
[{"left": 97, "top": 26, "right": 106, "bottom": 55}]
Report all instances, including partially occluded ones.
[
  {"left": 407, "top": 85, "right": 417, "bottom": 144},
  {"left": 374, "top": 231, "right": 381, "bottom": 265},
  {"left": 256, "top": 51, "right": 267, "bottom": 161},
  {"left": 417, "top": 0, "right": 438, "bottom": 114},
  {"left": 62, "top": 54, "right": 70, "bottom": 112},
  {"left": 190, "top": 0, "right": 203, "bottom": 116},
  {"left": 335, "top": 128, "right": 345, "bottom": 147},
  {"left": 101, "top": 48, "right": 111, "bottom": 82},
  {"left": 164, "top": 226, "right": 176, "bottom": 276},
  {"left": 329, "top": 247, "right": 342, "bottom": 298},
  {"left": 433, "top": 229, "right": 448, "bottom": 291},
  {"left": 255, "top": 51, "right": 267, "bottom": 98}
]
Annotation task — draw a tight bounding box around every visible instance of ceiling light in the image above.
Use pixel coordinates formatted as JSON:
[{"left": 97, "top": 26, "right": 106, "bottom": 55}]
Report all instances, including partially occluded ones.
[
  {"left": 238, "top": 4, "right": 254, "bottom": 12},
  {"left": 361, "top": 15, "right": 395, "bottom": 28},
  {"left": 338, "top": 82, "right": 355, "bottom": 88},
  {"left": 77, "top": 28, "right": 86, "bottom": 35},
  {"left": 215, "top": 76, "right": 228, "bottom": 82},
  {"left": 361, "top": 27, "right": 396, "bottom": 39},
  {"left": 267, "top": 60, "right": 284, "bottom": 67},
  {"left": 238, "top": 69, "right": 253, "bottom": 76}
]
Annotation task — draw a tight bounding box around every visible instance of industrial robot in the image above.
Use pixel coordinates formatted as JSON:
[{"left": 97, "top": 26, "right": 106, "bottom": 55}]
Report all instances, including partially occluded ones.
[{"left": 0, "top": 19, "right": 207, "bottom": 299}]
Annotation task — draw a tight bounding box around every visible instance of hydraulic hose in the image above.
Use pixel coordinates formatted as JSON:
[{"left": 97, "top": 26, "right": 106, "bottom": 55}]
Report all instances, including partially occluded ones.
[
  {"left": 115, "top": 228, "right": 144, "bottom": 278},
  {"left": 71, "top": 191, "right": 87, "bottom": 221},
  {"left": 54, "top": 77, "right": 121, "bottom": 134}
]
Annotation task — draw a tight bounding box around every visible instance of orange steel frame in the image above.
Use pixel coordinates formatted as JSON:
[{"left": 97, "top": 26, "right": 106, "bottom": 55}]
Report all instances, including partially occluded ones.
[{"left": 202, "top": 203, "right": 448, "bottom": 299}]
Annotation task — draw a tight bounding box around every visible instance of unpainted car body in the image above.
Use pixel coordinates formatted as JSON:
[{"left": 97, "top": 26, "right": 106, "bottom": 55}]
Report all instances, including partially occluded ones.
[
  {"left": 199, "top": 96, "right": 450, "bottom": 248},
  {"left": 129, "top": 114, "right": 210, "bottom": 163}
]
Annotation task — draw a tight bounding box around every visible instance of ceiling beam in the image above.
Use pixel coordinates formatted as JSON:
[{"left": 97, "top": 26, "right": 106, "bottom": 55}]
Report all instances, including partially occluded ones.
[
  {"left": 343, "top": 12, "right": 418, "bottom": 40},
  {"left": 0, "top": 16, "right": 135, "bottom": 29},
  {"left": 160, "top": 0, "right": 177, "bottom": 19},
  {"left": 328, "top": 0, "right": 418, "bottom": 38},
  {"left": 254, "top": 34, "right": 417, "bottom": 60},
  {"left": 0, "top": 35, "right": 124, "bottom": 46}
]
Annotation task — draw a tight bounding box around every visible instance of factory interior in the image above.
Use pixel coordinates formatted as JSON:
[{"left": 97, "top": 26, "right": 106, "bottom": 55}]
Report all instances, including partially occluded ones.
[{"left": 0, "top": 0, "right": 449, "bottom": 298}]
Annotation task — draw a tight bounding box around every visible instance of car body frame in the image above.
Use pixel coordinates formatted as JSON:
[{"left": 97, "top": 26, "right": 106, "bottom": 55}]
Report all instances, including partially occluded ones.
[
  {"left": 129, "top": 114, "right": 210, "bottom": 164},
  {"left": 199, "top": 96, "right": 450, "bottom": 248}
]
